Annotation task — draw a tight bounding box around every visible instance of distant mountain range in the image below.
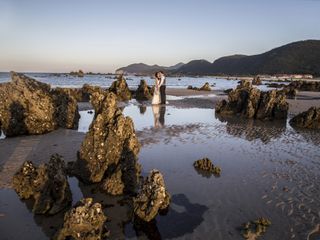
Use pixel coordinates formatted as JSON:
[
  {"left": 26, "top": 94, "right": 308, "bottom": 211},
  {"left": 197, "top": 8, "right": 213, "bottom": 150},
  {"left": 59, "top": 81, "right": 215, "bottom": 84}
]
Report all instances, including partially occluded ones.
[{"left": 117, "top": 40, "right": 320, "bottom": 76}]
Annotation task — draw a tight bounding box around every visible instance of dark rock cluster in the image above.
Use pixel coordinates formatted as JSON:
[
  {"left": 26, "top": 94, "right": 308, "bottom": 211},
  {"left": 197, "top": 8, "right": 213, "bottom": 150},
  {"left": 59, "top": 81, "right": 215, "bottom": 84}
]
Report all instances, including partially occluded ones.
[
  {"left": 187, "top": 82, "right": 212, "bottom": 91},
  {"left": 241, "top": 217, "right": 271, "bottom": 239},
  {"left": 70, "top": 92, "right": 141, "bottom": 195},
  {"left": 12, "top": 154, "right": 72, "bottom": 215},
  {"left": 252, "top": 76, "right": 262, "bottom": 85},
  {"left": 193, "top": 158, "right": 221, "bottom": 176},
  {"left": 55, "top": 198, "right": 108, "bottom": 240},
  {"left": 108, "top": 75, "right": 132, "bottom": 101},
  {"left": 133, "top": 169, "right": 171, "bottom": 222},
  {"left": 289, "top": 80, "right": 320, "bottom": 92},
  {"left": 216, "top": 80, "right": 288, "bottom": 120},
  {"left": 69, "top": 70, "right": 84, "bottom": 77},
  {"left": 0, "top": 72, "right": 80, "bottom": 137},
  {"left": 135, "top": 79, "right": 153, "bottom": 100},
  {"left": 290, "top": 107, "right": 320, "bottom": 129}
]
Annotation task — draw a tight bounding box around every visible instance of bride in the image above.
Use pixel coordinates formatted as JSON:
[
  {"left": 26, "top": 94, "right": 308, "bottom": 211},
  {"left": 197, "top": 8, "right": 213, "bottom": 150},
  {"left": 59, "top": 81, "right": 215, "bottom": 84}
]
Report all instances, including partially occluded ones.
[{"left": 152, "top": 71, "right": 163, "bottom": 105}]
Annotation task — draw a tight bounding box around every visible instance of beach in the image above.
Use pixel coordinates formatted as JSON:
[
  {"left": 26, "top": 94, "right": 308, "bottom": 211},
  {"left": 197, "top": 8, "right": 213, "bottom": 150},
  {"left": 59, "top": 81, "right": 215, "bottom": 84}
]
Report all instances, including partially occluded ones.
[{"left": 1, "top": 83, "right": 320, "bottom": 239}]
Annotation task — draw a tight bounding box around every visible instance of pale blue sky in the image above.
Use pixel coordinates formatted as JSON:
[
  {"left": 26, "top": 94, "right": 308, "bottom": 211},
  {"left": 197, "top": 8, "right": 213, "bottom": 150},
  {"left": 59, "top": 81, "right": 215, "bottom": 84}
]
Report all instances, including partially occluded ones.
[{"left": 0, "top": 0, "right": 319, "bottom": 72}]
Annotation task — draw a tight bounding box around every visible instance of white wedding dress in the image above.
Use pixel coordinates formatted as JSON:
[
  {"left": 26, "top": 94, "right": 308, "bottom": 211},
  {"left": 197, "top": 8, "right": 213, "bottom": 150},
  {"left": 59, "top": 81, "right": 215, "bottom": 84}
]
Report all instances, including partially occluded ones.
[{"left": 152, "top": 79, "right": 161, "bottom": 105}]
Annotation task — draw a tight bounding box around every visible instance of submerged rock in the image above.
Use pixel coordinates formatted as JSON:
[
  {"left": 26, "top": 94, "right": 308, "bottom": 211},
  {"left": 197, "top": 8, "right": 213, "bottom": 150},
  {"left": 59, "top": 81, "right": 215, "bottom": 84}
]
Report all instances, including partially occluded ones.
[
  {"left": 0, "top": 72, "right": 80, "bottom": 137},
  {"left": 289, "top": 107, "right": 320, "bottom": 129},
  {"left": 108, "top": 75, "right": 132, "bottom": 101},
  {"left": 241, "top": 217, "right": 271, "bottom": 239},
  {"left": 133, "top": 169, "right": 170, "bottom": 222},
  {"left": 12, "top": 154, "right": 72, "bottom": 215},
  {"left": 135, "top": 80, "right": 152, "bottom": 100},
  {"left": 71, "top": 92, "right": 141, "bottom": 195},
  {"left": 216, "top": 80, "right": 288, "bottom": 120},
  {"left": 55, "top": 198, "right": 108, "bottom": 240},
  {"left": 193, "top": 158, "right": 221, "bottom": 176}
]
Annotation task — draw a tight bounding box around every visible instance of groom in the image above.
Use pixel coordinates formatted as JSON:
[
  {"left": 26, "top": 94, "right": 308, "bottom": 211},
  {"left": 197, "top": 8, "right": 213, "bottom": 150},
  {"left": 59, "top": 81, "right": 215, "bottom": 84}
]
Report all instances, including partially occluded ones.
[{"left": 156, "top": 71, "right": 166, "bottom": 104}]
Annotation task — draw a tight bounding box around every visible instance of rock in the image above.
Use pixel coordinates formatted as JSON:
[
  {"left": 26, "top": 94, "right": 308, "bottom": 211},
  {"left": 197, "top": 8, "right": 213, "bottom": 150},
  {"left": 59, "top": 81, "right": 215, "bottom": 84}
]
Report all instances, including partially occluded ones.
[
  {"left": 108, "top": 75, "right": 132, "bottom": 101},
  {"left": 0, "top": 72, "right": 80, "bottom": 137},
  {"left": 55, "top": 198, "right": 108, "bottom": 240},
  {"left": 12, "top": 154, "right": 72, "bottom": 215},
  {"left": 71, "top": 92, "right": 141, "bottom": 195},
  {"left": 135, "top": 80, "right": 152, "bottom": 100},
  {"left": 199, "top": 82, "right": 211, "bottom": 91},
  {"left": 289, "top": 107, "right": 320, "bottom": 129},
  {"left": 133, "top": 169, "right": 170, "bottom": 222},
  {"left": 193, "top": 158, "right": 221, "bottom": 176},
  {"left": 278, "top": 87, "right": 297, "bottom": 99},
  {"left": 241, "top": 217, "right": 271, "bottom": 239},
  {"left": 216, "top": 80, "right": 288, "bottom": 120},
  {"left": 252, "top": 76, "right": 262, "bottom": 85},
  {"left": 69, "top": 70, "right": 84, "bottom": 77},
  {"left": 289, "top": 80, "right": 320, "bottom": 92}
]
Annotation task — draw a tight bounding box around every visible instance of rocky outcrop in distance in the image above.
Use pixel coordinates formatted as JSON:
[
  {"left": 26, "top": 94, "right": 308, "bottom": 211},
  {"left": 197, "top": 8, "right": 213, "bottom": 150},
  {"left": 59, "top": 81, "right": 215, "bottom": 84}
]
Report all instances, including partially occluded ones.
[
  {"left": 290, "top": 107, "right": 320, "bottom": 129},
  {"left": 0, "top": 72, "right": 80, "bottom": 137},
  {"left": 288, "top": 80, "right": 320, "bottom": 92},
  {"left": 108, "top": 75, "right": 132, "bottom": 101},
  {"left": 12, "top": 154, "right": 72, "bottom": 215},
  {"left": 135, "top": 79, "right": 153, "bottom": 101},
  {"left": 133, "top": 169, "right": 170, "bottom": 222},
  {"left": 216, "top": 80, "right": 288, "bottom": 120}
]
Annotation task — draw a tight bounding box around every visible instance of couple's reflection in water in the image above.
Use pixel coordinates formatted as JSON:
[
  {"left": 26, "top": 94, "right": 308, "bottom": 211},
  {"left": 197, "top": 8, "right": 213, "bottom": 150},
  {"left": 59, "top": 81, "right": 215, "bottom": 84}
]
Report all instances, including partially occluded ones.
[{"left": 138, "top": 104, "right": 166, "bottom": 128}]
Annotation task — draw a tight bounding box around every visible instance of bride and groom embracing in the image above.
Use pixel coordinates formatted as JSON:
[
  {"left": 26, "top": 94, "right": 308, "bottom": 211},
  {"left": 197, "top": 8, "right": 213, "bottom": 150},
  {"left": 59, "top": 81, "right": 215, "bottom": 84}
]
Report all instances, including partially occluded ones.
[{"left": 152, "top": 71, "right": 166, "bottom": 105}]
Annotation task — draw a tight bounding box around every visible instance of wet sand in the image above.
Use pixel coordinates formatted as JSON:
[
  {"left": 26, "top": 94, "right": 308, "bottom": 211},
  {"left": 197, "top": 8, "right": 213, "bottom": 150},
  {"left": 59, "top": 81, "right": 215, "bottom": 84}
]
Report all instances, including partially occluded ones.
[{"left": 0, "top": 88, "right": 320, "bottom": 240}]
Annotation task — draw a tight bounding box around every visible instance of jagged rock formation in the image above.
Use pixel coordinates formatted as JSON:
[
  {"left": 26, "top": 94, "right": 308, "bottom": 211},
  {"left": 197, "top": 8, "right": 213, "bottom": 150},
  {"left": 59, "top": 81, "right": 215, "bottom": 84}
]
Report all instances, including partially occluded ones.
[
  {"left": 12, "top": 154, "right": 72, "bottom": 215},
  {"left": 216, "top": 80, "right": 288, "bottom": 120},
  {"left": 55, "top": 84, "right": 106, "bottom": 102},
  {"left": 133, "top": 169, "right": 170, "bottom": 222},
  {"left": 289, "top": 80, "right": 320, "bottom": 92},
  {"left": 193, "top": 158, "right": 221, "bottom": 176},
  {"left": 252, "top": 76, "right": 262, "bottom": 85},
  {"left": 135, "top": 80, "right": 152, "bottom": 100},
  {"left": 108, "top": 75, "right": 132, "bottom": 101},
  {"left": 199, "top": 82, "right": 211, "bottom": 91},
  {"left": 69, "top": 70, "right": 84, "bottom": 77},
  {"left": 187, "top": 82, "right": 211, "bottom": 91},
  {"left": 55, "top": 198, "right": 108, "bottom": 240},
  {"left": 71, "top": 92, "right": 141, "bottom": 195},
  {"left": 290, "top": 107, "right": 320, "bottom": 129},
  {"left": 0, "top": 72, "right": 80, "bottom": 137}
]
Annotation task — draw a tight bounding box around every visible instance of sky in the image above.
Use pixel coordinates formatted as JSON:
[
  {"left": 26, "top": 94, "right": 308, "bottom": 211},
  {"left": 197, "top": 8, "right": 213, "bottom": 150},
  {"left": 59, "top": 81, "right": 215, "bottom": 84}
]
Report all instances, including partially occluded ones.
[{"left": 0, "top": 0, "right": 319, "bottom": 73}]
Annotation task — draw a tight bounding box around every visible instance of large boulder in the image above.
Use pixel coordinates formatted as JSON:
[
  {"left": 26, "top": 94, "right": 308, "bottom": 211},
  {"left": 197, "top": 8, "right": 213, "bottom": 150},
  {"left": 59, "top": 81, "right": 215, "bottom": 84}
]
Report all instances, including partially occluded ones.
[
  {"left": 12, "top": 154, "right": 72, "bottom": 215},
  {"left": 289, "top": 107, "right": 320, "bottom": 129},
  {"left": 55, "top": 198, "right": 108, "bottom": 240},
  {"left": 216, "top": 80, "right": 288, "bottom": 120},
  {"left": 108, "top": 75, "right": 132, "bottom": 101},
  {"left": 71, "top": 92, "right": 141, "bottom": 195},
  {"left": 0, "top": 72, "right": 80, "bottom": 137},
  {"left": 199, "top": 82, "right": 211, "bottom": 91},
  {"left": 135, "top": 80, "right": 152, "bottom": 101},
  {"left": 133, "top": 169, "right": 170, "bottom": 222}
]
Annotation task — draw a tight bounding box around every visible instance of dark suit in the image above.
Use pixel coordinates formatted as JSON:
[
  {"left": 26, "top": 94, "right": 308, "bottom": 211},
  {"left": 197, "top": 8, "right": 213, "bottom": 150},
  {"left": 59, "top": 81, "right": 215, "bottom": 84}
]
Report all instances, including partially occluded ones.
[{"left": 160, "top": 85, "right": 166, "bottom": 104}]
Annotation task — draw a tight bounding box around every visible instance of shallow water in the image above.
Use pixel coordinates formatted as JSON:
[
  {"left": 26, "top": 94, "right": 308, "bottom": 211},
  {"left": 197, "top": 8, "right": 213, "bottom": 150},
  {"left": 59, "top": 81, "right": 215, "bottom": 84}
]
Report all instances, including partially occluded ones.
[
  {"left": 0, "top": 102, "right": 319, "bottom": 240},
  {"left": 0, "top": 72, "right": 279, "bottom": 91}
]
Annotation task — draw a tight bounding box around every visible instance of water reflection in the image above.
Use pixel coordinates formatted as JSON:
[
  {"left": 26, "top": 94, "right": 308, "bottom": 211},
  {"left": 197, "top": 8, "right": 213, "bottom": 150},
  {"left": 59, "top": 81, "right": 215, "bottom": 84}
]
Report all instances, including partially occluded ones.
[
  {"left": 152, "top": 105, "right": 166, "bottom": 128},
  {"left": 215, "top": 114, "right": 287, "bottom": 143},
  {"left": 0, "top": 130, "right": 6, "bottom": 139},
  {"left": 289, "top": 127, "right": 320, "bottom": 146}
]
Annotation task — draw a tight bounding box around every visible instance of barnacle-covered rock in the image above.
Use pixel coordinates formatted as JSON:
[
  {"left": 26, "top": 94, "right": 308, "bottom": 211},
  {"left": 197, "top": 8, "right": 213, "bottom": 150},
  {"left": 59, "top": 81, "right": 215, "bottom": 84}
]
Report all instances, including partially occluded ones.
[
  {"left": 216, "top": 80, "right": 288, "bottom": 120},
  {"left": 199, "top": 82, "right": 211, "bottom": 91},
  {"left": 0, "top": 72, "right": 79, "bottom": 137},
  {"left": 12, "top": 154, "right": 72, "bottom": 215},
  {"left": 241, "top": 217, "right": 271, "bottom": 239},
  {"left": 290, "top": 107, "right": 320, "bottom": 129},
  {"left": 135, "top": 80, "right": 152, "bottom": 100},
  {"left": 108, "top": 75, "right": 132, "bottom": 101},
  {"left": 193, "top": 158, "right": 221, "bottom": 176},
  {"left": 133, "top": 169, "right": 170, "bottom": 222},
  {"left": 55, "top": 198, "right": 108, "bottom": 240}
]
